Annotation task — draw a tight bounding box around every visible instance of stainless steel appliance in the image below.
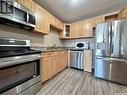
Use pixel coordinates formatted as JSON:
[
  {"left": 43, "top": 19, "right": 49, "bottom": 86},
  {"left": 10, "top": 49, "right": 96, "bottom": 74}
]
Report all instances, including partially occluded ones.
[
  {"left": 70, "top": 50, "right": 84, "bottom": 70},
  {"left": 0, "top": 38, "right": 41, "bottom": 95},
  {"left": 0, "top": 0, "right": 35, "bottom": 30},
  {"left": 75, "top": 42, "right": 89, "bottom": 49},
  {"left": 95, "top": 19, "right": 127, "bottom": 85}
]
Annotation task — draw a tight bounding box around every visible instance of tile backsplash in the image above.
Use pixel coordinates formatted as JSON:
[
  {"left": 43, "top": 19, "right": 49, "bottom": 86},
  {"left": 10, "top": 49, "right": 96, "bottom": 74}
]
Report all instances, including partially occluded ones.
[{"left": 0, "top": 24, "right": 64, "bottom": 47}]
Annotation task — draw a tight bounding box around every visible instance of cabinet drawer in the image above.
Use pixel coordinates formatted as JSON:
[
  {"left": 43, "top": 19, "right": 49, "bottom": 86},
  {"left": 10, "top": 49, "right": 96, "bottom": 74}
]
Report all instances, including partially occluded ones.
[
  {"left": 56, "top": 51, "right": 66, "bottom": 55},
  {"left": 42, "top": 52, "right": 56, "bottom": 58}
]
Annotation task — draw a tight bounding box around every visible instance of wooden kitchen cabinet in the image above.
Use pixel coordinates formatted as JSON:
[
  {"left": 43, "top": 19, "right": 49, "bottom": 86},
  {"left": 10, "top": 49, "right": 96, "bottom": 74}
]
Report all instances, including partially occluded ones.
[
  {"left": 92, "top": 16, "right": 105, "bottom": 27},
  {"left": 57, "top": 20, "right": 64, "bottom": 30},
  {"left": 81, "top": 19, "right": 93, "bottom": 37},
  {"left": 59, "top": 24, "right": 71, "bottom": 39},
  {"left": 35, "top": 4, "right": 50, "bottom": 34},
  {"left": 56, "top": 52, "right": 64, "bottom": 73},
  {"left": 50, "top": 15, "right": 56, "bottom": 27},
  {"left": 16, "top": 0, "right": 35, "bottom": 12},
  {"left": 41, "top": 57, "right": 55, "bottom": 81},
  {"left": 84, "top": 50, "right": 92, "bottom": 72},
  {"left": 71, "top": 21, "right": 81, "bottom": 38},
  {"left": 50, "top": 15, "right": 64, "bottom": 31},
  {"left": 118, "top": 6, "right": 127, "bottom": 19},
  {"left": 56, "top": 51, "right": 68, "bottom": 73},
  {"left": 41, "top": 50, "right": 68, "bottom": 82}
]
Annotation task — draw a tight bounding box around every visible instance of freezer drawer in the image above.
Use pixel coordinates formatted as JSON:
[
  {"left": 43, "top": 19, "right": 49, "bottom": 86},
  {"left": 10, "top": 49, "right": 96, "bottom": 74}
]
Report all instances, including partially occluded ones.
[{"left": 95, "top": 57, "right": 127, "bottom": 85}]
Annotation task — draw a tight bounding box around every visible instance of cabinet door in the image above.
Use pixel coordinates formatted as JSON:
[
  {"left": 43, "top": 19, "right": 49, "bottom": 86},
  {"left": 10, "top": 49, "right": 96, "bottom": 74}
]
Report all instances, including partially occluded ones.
[
  {"left": 92, "top": 16, "right": 105, "bottom": 27},
  {"left": 56, "top": 54, "right": 63, "bottom": 73},
  {"left": 63, "top": 51, "right": 68, "bottom": 68},
  {"left": 50, "top": 15, "right": 55, "bottom": 26},
  {"left": 84, "top": 50, "right": 92, "bottom": 72},
  {"left": 41, "top": 57, "right": 55, "bottom": 81},
  {"left": 56, "top": 20, "right": 64, "bottom": 30},
  {"left": 56, "top": 51, "right": 68, "bottom": 73},
  {"left": 16, "top": 0, "right": 35, "bottom": 12},
  {"left": 81, "top": 19, "right": 93, "bottom": 37},
  {"left": 59, "top": 24, "right": 71, "bottom": 38},
  {"left": 16, "top": 0, "right": 27, "bottom": 8},
  {"left": 118, "top": 7, "right": 127, "bottom": 19},
  {"left": 59, "top": 21, "right": 64, "bottom": 30},
  {"left": 50, "top": 15, "right": 64, "bottom": 31},
  {"left": 30, "top": 0, "right": 35, "bottom": 12},
  {"left": 71, "top": 22, "right": 81, "bottom": 38},
  {"left": 43, "top": 11, "right": 50, "bottom": 34},
  {"left": 60, "top": 51, "right": 67, "bottom": 70},
  {"left": 35, "top": 5, "right": 49, "bottom": 34},
  {"left": 96, "top": 16, "right": 105, "bottom": 25},
  {"left": 99, "top": 16, "right": 105, "bottom": 24}
]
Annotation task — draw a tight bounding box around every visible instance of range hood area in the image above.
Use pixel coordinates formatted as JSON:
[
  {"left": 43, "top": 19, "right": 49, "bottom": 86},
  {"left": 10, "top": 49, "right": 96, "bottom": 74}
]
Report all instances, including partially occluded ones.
[{"left": 0, "top": 0, "right": 35, "bottom": 30}]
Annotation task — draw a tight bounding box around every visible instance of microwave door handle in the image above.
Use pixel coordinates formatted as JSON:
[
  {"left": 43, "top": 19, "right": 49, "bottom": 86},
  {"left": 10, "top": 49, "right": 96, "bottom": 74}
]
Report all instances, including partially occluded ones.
[{"left": 26, "top": 12, "right": 29, "bottom": 23}]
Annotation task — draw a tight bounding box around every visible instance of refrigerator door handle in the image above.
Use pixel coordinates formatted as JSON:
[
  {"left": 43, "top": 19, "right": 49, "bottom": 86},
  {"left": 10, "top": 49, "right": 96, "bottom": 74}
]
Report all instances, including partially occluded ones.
[{"left": 97, "top": 57, "right": 127, "bottom": 63}]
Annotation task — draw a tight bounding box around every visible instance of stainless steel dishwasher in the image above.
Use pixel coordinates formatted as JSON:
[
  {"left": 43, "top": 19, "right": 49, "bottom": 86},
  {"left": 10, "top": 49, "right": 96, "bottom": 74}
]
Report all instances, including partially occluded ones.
[{"left": 70, "top": 49, "right": 84, "bottom": 70}]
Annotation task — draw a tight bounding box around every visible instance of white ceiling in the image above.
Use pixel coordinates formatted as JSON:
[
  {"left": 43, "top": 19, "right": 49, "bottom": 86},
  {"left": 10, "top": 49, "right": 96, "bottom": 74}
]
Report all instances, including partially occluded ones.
[{"left": 34, "top": 0, "right": 127, "bottom": 23}]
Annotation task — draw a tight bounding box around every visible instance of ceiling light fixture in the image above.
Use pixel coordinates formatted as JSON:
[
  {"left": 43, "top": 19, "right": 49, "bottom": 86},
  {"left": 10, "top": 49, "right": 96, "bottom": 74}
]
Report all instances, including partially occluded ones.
[
  {"left": 62, "top": 0, "right": 83, "bottom": 7},
  {"left": 71, "top": 0, "right": 78, "bottom": 4},
  {"left": 70, "top": 0, "right": 78, "bottom": 6}
]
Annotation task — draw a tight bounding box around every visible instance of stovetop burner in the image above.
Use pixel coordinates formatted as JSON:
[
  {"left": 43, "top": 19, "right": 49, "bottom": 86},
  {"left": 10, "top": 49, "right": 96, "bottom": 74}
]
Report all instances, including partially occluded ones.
[
  {"left": 0, "top": 38, "right": 41, "bottom": 58},
  {"left": 0, "top": 49, "right": 41, "bottom": 58}
]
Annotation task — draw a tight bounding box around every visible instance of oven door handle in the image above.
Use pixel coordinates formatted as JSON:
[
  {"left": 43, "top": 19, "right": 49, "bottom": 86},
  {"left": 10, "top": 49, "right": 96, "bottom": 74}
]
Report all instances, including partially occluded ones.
[{"left": 0, "top": 54, "right": 41, "bottom": 68}]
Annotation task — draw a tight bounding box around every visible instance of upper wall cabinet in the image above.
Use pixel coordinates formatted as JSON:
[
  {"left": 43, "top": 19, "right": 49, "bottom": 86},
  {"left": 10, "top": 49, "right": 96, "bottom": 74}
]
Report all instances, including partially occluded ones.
[
  {"left": 16, "top": 0, "right": 35, "bottom": 12},
  {"left": 59, "top": 16, "right": 105, "bottom": 39},
  {"left": 70, "top": 21, "right": 81, "bottom": 38},
  {"left": 118, "top": 6, "right": 127, "bottom": 19},
  {"left": 35, "top": 4, "right": 50, "bottom": 34},
  {"left": 81, "top": 19, "right": 93, "bottom": 38},
  {"left": 92, "top": 16, "right": 105, "bottom": 27},
  {"left": 50, "top": 14, "right": 64, "bottom": 31},
  {"left": 60, "top": 24, "right": 71, "bottom": 38}
]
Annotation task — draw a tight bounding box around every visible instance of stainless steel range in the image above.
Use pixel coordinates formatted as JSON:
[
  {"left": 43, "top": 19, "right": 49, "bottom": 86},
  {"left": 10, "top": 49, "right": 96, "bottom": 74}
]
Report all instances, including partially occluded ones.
[{"left": 0, "top": 38, "right": 41, "bottom": 95}]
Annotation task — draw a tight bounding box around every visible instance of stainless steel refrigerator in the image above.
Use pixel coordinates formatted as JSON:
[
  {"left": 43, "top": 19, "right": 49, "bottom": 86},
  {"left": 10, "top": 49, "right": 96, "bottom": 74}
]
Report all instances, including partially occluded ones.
[{"left": 95, "top": 19, "right": 127, "bottom": 85}]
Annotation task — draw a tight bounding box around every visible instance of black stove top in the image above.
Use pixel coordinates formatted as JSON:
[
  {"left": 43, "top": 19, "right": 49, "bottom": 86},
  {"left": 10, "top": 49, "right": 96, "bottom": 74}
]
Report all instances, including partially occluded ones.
[
  {"left": 0, "top": 38, "right": 41, "bottom": 58},
  {"left": 0, "top": 49, "right": 41, "bottom": 58}
]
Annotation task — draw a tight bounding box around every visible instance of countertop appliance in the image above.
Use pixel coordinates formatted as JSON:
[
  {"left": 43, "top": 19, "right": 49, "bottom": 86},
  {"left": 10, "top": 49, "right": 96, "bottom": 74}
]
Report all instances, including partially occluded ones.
[
  {"left": 70, "top": 49, "right": 84, "bottom": 70},
  {"left": 95, "top": 19, "right": 127, "bottom": 85},
  {"left": 0, "top": 38, "right": 41, "bottom": 95},
  {"left": 75, "top": 42, "right": 89, "bottom": 49},
  {"left": 0, "top": 0, "right": 35, "bottom": 30}
]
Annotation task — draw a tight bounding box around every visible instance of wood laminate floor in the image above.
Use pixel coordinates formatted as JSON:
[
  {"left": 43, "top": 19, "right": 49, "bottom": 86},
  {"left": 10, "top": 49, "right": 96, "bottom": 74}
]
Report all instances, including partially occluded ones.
[{"left": 36, "top": 68, "right": 127, "bottom": 95}]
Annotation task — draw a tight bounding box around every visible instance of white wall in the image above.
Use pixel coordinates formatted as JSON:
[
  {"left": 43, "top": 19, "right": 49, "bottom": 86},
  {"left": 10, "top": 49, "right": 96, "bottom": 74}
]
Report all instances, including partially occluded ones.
[{"left": 0, "top": 24, "right": 63, "bottom": 47}]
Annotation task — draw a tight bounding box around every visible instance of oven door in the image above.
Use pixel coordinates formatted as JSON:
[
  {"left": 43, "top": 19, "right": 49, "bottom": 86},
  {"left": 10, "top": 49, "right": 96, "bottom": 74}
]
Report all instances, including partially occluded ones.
[{"left": 0, "top": 54, "right": 41, "bottom": 94}]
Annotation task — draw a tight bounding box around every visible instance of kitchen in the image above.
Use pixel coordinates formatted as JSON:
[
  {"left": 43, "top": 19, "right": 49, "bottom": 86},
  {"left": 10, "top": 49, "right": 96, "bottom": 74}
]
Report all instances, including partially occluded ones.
[{"left": 0, "top": 0, "right": 127, "bottom": 95}]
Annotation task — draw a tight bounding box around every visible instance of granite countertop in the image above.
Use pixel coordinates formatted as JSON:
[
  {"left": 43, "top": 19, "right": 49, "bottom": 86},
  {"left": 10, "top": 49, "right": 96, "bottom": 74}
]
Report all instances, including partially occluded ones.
[
  {"left": 31, "top": 46, "right": 92, "bottom": 53},
  {"left": 41, "top": 49, "right": 68, "bottom": 52},
  {"left": 31, "top": 46, "right": 69, "bottom": 52}
]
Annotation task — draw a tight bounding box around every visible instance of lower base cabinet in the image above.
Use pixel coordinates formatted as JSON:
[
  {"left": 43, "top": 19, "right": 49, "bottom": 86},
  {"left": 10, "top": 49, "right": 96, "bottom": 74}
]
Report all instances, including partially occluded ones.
[
  {"left": 41, "top": 50, "right": 68, "bottom": 82},
  {"left": 41, "top": 57, "right": 55, "bottom": 81},
  {"left": 84, "top": 50, "right": 92, "bottom": 72},
  {"left": 56, "top": 51, "right": 68, "bottom": 73}
]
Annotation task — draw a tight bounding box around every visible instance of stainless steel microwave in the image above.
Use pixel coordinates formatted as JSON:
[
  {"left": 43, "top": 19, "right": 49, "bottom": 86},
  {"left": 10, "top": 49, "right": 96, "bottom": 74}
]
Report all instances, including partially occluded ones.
[{"left": 0, "top": 0, "right": 35, "bottom": 30}]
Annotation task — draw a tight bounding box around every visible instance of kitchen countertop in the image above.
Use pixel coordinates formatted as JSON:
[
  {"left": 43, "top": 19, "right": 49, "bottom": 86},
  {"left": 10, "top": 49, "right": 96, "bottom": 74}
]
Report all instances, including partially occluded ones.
[
  {"left": 31, "top": 47, "right": 69, "bottom": 52},
  {"left": 31, "top": 46, "right": 92, "bottom": 53},
  {"left": 41, "top": 49, "right": 68, "bottom": 52}
]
